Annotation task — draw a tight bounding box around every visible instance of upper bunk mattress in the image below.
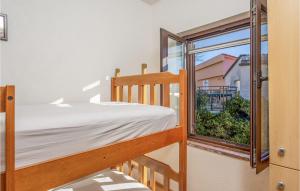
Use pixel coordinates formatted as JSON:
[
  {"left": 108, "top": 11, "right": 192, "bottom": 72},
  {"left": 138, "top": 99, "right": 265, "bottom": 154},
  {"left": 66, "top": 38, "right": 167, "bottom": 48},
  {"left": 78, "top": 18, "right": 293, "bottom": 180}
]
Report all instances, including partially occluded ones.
[{"left": 0, "top": 102, "right": 177, "bottom": 171}]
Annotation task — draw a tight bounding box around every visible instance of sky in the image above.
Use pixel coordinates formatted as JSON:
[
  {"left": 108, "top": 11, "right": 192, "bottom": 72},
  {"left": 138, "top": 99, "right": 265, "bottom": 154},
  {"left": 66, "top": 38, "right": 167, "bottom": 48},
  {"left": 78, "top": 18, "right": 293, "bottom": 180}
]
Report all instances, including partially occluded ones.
[{"left": 194, "top": 25, "right": 268, "bottom": 65}]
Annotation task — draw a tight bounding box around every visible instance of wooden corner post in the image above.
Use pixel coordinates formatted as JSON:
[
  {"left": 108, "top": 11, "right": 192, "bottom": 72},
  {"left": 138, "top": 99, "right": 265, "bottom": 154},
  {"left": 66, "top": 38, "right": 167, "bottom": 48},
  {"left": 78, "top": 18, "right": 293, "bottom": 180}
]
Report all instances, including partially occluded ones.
[
  {"left": 179, "top": 70, "right": 187, "bottom": 191},
  {"left": 3, "top": 86, "right": 16, "bottom": 191}
]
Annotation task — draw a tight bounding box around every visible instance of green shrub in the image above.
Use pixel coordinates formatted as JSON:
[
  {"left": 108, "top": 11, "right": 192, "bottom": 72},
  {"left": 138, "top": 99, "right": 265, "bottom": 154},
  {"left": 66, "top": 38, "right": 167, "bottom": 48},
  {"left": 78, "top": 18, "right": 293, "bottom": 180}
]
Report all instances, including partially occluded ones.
[{"left": 195, "top": 94, "right": 250, "bottom": 145}]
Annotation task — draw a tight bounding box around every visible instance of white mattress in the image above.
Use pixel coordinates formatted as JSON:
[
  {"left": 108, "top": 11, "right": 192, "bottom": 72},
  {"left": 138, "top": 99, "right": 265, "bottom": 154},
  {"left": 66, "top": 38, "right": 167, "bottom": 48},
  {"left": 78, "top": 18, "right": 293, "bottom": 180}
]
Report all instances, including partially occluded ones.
[{"left": 0, "top": 102, "right": 177, "bottom": 171}]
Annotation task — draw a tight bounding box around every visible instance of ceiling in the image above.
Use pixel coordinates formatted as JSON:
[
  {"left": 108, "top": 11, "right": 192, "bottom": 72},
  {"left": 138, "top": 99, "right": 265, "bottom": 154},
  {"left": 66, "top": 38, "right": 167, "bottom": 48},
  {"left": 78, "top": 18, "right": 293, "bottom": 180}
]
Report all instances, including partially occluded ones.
[{"left": 141, "top": 0, "right": 160, "bottom": 5}]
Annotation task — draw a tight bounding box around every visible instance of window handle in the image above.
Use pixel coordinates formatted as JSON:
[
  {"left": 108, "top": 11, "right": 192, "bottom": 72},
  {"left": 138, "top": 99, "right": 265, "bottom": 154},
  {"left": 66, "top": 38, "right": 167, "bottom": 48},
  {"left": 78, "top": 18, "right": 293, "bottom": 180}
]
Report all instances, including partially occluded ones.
[
  {"left": 260, "top": 76, "right": 268, "bottom": 82},
  {"left": 257, "top": 71, "right": 268, "bottom": 88}
]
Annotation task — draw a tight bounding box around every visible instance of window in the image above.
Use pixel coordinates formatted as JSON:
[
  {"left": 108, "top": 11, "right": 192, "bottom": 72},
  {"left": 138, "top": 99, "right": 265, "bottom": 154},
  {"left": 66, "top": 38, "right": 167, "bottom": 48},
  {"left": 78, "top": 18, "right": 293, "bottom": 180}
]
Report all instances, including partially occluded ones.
[
  {"left": 250, "top": 0, "right": 269, "bottom": 173},
  {"left": 186, "top": 8, "right": 269, "bottom": 167},
  {"left": 190, "top": 26, "right": 252, "bottom": 147},
  {"left": 161, "top": 7, "right": 269, "bottom": 173}
]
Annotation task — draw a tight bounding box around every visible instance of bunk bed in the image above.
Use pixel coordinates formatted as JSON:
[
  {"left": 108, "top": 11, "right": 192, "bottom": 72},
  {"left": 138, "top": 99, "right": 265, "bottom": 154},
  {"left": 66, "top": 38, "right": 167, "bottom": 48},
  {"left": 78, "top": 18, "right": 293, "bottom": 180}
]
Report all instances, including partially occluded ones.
[{"left": 0, "top": 70, "right": 187, "bottom": 191}]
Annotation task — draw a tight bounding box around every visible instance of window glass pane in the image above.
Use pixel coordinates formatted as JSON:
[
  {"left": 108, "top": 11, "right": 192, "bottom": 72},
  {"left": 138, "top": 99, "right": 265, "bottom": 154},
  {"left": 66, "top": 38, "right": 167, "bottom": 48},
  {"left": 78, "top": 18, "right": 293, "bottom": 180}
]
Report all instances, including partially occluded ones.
[
  {"left": 162, "top": 37, "right": 184, "bottom": 74},
  {"left": 0, "top": 16, "right": 3, "bottom": 38},
  {"left": 194, "top": 38, "right": 251, "bottom": 145},
  {"left": 261, "top": 12, "right": 269, "bottom": 155},
  {"left": 193, "top": 28, "right": 250, "bottom": 49},
  {"left": 162, "top": 37, "right": 184, "bottom": 120},
  {"left": 195, "top": 44, "right": 250, "bottom": 64}
]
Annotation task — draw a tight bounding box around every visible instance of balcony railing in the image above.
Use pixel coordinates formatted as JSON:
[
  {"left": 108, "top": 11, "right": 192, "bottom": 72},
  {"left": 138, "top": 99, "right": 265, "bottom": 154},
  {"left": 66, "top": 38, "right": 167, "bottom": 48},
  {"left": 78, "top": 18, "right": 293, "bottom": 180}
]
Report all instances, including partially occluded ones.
[{"left": 197, "top": 86, "right": 238, "bottom": 113}]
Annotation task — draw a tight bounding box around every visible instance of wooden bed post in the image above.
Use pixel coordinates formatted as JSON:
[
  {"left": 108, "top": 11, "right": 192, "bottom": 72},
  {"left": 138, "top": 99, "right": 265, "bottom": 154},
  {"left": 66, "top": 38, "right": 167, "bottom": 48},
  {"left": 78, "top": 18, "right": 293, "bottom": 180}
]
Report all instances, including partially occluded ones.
[
  {"left": 141, "top": 63, "right": 147, "bottom": 75},
  {"left": 115, "top": 68, "right": 123, "bottom": 101},
  {"left": 111, "top": 68, "right": 120, "bottom": 101},
  {"left": 142, "top": 63, "right": 147, "bottom": 103},
  {"left": 138, "top": 64, "right": 147, "bottom": 104},
  {"left": 179, "top": 70, "right": 187, "bottom": 191},
  {"left": 1, "top": 86, "right": 16, "bottom": 191}
]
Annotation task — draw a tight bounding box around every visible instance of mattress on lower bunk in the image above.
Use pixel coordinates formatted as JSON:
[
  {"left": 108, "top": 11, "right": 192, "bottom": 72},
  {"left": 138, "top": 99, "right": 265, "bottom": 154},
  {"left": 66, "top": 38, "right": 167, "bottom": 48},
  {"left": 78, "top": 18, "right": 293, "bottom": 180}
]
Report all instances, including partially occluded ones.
[{"left": 0, "top": 102, "right": 177, "bottom": 171}]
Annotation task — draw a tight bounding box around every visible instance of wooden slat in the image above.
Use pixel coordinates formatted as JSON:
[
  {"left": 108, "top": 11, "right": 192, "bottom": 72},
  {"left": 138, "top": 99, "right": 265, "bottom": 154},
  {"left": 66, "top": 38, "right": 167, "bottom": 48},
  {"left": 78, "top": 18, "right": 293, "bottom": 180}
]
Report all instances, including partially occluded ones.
[
  {"left": 0, "top": 87, "right": 5, "bottom": 112},
  {"left": 149, "top": 169, "right": 156, "bottom": 191},
  {"left": 127, "top": 161, "right": 132, "bottom": 176},
  {"left": 119, "top": 86, "right": 123, "bottom": 102},
  {"left": 119, "top": 162, "right": 124, "bottom": 172},
  {"left": 111, "top": 79, "right": 117, "bottom": 101},
  {"left": 11, "top": 127, "right": 181, "bottom": 191},
  {"left": 128, "top": 85, "right": 132, "bottom": 103},
  {"left": 138, "top": 164, "right": 143, "bottom": 182},
  {"left": 150, "top": 84, "right": 156, "bottom": 105},
  {"left": 164, "top": 176, "right": 169, "bottom": 191},
  {"left": 163, "top": 83, "right": 170, "bottom": 107},
  {"left": 142, "top": 166, "right": 148, "bottom": 185},
  {"left": 116, "top": 87, "right": 120, "bottom": 101},
  {"left": 6, "top": 86, "right": 15, "bottom": 191},
  {"left": 138, "top": 85, "right": 145, "bottom": 104},
  {"left": 114, "top": 72, "right": 179, "bottom": 86}
]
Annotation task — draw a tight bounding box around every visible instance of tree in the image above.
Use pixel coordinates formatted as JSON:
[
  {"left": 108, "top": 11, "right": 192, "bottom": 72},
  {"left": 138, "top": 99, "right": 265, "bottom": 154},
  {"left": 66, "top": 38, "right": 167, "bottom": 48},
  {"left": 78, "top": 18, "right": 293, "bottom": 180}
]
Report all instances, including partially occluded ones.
[{"left": 195, "top": 94, "right": 250, "bottom": 145}]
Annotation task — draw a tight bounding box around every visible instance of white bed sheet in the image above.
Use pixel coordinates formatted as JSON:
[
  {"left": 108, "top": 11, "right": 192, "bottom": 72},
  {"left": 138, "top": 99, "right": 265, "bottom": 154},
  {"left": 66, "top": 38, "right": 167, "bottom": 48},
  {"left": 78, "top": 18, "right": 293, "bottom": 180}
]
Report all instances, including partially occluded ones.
[{"left": 0, "top": 102, "right": 177, "bottom": 171}]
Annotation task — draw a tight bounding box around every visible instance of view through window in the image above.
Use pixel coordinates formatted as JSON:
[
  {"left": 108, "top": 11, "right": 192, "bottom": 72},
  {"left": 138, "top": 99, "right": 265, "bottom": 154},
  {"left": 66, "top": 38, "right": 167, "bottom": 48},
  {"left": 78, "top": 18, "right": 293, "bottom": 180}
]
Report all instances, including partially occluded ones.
[{"left": 191, "top": 25, "right": 268, "bottom": 146}]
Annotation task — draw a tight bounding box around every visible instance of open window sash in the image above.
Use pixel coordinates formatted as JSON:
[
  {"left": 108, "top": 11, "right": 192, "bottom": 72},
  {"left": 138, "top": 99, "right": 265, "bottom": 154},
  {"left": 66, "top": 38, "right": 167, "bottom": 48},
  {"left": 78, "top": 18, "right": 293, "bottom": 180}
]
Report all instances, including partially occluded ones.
[
  {"left": 160, "top": 28, "right": 187, "bottom": 112},
  {"left": 250, "top": 0, "right": 269, "bottom": 173},
  {"left": 160, "top": 28, "right": 186, "bottom": 73}
]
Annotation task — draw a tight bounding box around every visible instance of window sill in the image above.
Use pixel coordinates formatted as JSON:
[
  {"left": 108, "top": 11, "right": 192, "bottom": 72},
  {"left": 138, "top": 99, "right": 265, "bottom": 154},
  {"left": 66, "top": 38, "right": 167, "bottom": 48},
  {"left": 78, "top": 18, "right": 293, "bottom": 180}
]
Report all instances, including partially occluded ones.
[{"left": 188, "top": 137, "right": 250, "bottom": 161}]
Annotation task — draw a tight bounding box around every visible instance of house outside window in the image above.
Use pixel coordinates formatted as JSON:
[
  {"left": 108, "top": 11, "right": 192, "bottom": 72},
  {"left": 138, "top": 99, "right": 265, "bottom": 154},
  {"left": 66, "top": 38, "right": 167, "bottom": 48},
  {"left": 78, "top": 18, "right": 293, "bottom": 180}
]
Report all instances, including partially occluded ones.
[
  {"left": 202, "top": 80, "right": 209, "bottom": 90},
  {"left": 235, "top": 80, "right": 241, "bottom": 92}
]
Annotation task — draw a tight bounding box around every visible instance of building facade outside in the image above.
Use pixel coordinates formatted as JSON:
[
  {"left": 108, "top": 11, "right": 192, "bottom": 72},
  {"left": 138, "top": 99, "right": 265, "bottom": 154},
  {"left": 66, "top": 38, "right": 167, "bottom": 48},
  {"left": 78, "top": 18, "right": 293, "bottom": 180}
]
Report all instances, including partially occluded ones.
[
  {"left": 195, "top": 54, "right": 237, "bottom": 88},
  {"left": 224, "top": 55, "right": 250, "bottom": 99}
]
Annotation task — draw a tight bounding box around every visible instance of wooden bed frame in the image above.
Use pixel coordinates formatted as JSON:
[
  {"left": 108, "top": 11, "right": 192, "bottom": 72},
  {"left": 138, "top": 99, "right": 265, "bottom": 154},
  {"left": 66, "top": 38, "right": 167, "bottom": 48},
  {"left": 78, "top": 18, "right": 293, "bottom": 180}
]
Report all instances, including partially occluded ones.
[
  {"left": 116, "top": 155, "right": 180, "bottom": 191},
  {"left": 0, "top": 70, "right": 187, "bottom": 191}
]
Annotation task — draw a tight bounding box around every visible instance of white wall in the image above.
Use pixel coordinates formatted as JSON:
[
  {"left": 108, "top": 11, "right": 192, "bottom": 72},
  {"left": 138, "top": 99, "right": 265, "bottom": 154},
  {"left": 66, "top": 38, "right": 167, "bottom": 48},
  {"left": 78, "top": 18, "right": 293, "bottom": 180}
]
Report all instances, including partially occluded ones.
[
  {"left": 1, "top": 0, "right": 156, "bottom": 104},
  {"left": 0, "top": 0, "right": 269, "bottom": 190},
  {"left": 148, "top": 1, "right": 269, "bottom": 191},
  {"left": 149, "top": 144, "right": 269, "bottom": 191},
  {"left": 151, "top": 0, "right": 251, "bottom": 64}
]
